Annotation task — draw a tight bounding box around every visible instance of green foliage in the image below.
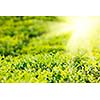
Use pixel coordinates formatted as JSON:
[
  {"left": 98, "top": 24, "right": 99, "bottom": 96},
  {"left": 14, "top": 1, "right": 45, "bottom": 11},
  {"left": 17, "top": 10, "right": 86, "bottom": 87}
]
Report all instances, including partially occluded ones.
[{"left": 0, "top": 16, "right": 100, "bottom": 83}]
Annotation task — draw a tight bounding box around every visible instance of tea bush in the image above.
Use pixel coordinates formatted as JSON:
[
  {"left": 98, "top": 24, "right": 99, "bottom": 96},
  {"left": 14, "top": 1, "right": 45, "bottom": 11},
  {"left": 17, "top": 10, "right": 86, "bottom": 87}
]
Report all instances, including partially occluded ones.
[{"left": 0, "top": 16, "right": 100, "bottom": 83}]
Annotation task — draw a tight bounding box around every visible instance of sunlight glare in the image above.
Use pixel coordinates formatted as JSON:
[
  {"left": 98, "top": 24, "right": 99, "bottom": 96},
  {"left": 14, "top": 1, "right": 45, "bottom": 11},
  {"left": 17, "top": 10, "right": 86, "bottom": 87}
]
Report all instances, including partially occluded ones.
[
  {"left": 66, "top": 16, "right": 98, "bottom": 54},
  {"left": 50, "top": 16, "right": 100, "bottom": 55}
]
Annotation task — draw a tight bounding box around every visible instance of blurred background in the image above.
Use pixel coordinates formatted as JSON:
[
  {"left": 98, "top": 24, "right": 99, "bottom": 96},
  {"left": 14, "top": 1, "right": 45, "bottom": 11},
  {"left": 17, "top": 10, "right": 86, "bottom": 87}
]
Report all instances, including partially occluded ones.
[{"left": 0, "top": 16, "right": 70, "bottom": 56}]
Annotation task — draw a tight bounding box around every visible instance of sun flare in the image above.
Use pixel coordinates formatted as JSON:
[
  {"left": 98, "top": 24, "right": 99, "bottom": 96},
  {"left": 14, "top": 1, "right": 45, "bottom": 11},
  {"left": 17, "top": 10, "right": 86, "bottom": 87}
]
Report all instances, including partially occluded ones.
[
  {"left": 67, "top": 17, "right": 90, "bottom": 51},
  {"left": 50, "top": 16, "right": 100, "bottom": 54},
  {"left": 63, "top": 16, "right": 99, "bottom": 54}
]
